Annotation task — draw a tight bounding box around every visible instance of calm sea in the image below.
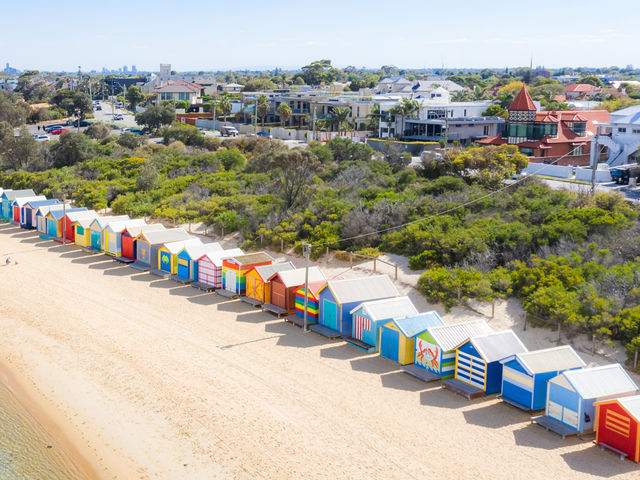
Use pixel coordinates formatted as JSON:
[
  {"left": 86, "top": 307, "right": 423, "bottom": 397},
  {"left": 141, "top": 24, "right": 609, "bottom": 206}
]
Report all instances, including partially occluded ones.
[{"left": 0, "top": 381, "right": 87, "bottom": 480}]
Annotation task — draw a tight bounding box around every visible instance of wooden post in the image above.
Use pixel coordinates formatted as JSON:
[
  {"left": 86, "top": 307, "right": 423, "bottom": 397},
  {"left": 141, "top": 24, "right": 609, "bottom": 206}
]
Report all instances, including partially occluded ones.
[
  {"left": 394, "top": 263, "right": 398, "bottom": 280},
  {"left": 634, "top": 351, "right": 638, "bottom": 370},
  {"left": 523, "top": 311, "right": 527, "bottom": 331},
  {"left": 491, "top": 300, "right": 495, "bottom": 319},
  {"left": 280, "top": 238, "right": 284, "bottom": 252},
  {"left": 557, "top": 322, "right": 561, "bottom": 344},
  {"left": 457, "top": 285, "right": 461, "bottom": 302},
  {"left": 326, "top": 246, "right": 329, "bottom": 258},
  {"left": 188, "top": 222, "right": 191, "bottom": 233},
  {"left": 221, "top": 226, "right": 224, "bottom": 239},
  {"left": 373, "top": 258, "right": 377, "bottom": 273},
  {"left": 349, "top": 252, "right": 353, "bottom": 268}
]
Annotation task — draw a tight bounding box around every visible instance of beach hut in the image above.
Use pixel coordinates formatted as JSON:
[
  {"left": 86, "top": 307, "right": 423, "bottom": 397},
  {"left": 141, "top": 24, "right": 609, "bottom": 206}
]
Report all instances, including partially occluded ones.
[
  {"left": 133, "top": 228, "right": 192, "bottom": 270},
  {"left": 316, "top": 276, "right": 399, "bottom": 338},
  {"left": 193, "top": 248, "right": 244, "bottom": 290},
  {"left": 74, "top": 215, "right": 99, "bottom": 248},
  {"left": 244, "top": 262, "right": 295, "bottom": 306},
  {"left": 379, "top": 311, "right": 444, "bottom": 363},
  {"left": 88, "top": 215, "right": 129, "bottom": 251},
  {"left": 444, "top": 330, "right": 528, "bottom": 399},
  {"left": 499, "top": 346, "right": 585, "bottom": 411},
  {"left": 268, "top": 267, "right": 326, "bottom": 316},
  {"left": 1, "top": 189, "right": 34, "bottom": 221},
  {"left": 120, "top": 223, "right": 165, "bottom": 261},
  {"left": 294, "top": 281, "right": 326, "bottom": 323},
  {"left": 594, "top": 395, "right": 640, "bottom": 461},
  {"left": 36, "top": 204, "right": 63, "bottom": 235},
  {"left": 103, "top": 218, "right": 146, "bottom": 257},
  {"left": 45, "top": 207, "right": 88, "bottom": 241},
  {"left": 221, "top": 252, "right": 274, "bottom": 296},
  {"left": 64, "top": 210, "right": 98, "bottom": 243},
  {"left": 156, "top": 238, "right": 203, "bottom": 276},
  {"left": 22, "top": 199, "right": 60, "bottom": 229},
  {"left": 12, "top": 195, "right": 45, "bottom": 224},
  {"left": 347, "top": 296, "right": 418, "bottom": 352},
  {"left": 534, "top": 364, "right": 639, "bottom": 437},
  {"left": 174, "top": 241, "right": 223, "bottom": 282}
]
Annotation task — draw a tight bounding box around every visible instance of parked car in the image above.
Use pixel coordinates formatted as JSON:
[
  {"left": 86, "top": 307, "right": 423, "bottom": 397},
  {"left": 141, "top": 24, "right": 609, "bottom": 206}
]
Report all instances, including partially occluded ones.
[
  {"left": 35, "top": 134, "right": 50, "bottom": 142},
  {"left": 44, "top": 124, "right": 64, "bottom": 133},
  {"left": 51, "top": 127, "right": 69, "bottom": 135},
  {"left": 113, "top": 114, "right": 123, "bottom": 121},
  {"left": 72, "top": 120, "right": 91, "bottom": 127},
  {"left": 220, "top": 125, "right": 238, "bottom": 137},
  {"left": 95, "top": 105, "right": 102, "bottom": 111},
  {"left": 121, "top": 128, "right": 145, "bottom": 135},
  {"left": 256, "top": 131, "right": 272, "bottom": 139}
]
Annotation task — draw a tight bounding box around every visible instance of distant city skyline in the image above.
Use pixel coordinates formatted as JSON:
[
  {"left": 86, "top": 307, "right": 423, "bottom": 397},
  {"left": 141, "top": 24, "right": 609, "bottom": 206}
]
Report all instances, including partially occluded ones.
[{"left": 2, "top": 0, "right": 639, "bottom": 72}]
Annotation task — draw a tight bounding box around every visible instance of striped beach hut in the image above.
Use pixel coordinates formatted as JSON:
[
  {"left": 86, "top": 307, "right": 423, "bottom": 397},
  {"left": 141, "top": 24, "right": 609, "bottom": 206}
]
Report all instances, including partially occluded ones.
[
  {"left": 347, "top": 296, "right": 418, "bottom": 352},
  {"left": 316, "top": 276, "right": 399, "bottom": 337},
  {"left": 499, "top": 346, "right": 585, "bottom": 411},
  {"left": 194, "top": 248, "right": 244, "bottom": 289},
  {"left": 294, "top": 280, "right": 327, "bottom": 323},
  {"left": 244, "top": 262, "right": 295, "bottom": 305},
  {"left": 64, "top": 210, "right": 98, "bottom": 243},
  {"left": 103, "top": 218, "right": 147, "bottom": 257},
  {"left": 88, "top": 215, "right": 130, "bottom": 251},
  {"left": 45, "top": 207, "right": 88, "bottom": 241},
  {"left": 1, "top": 189, "right": 34, "bottom": 221},
  {"left": 444, "top": 330, "right": 528, "bottom": 398},
  {"left": 534, "top": 364, "right": 639, "bottom": 437},
  {"left": 380, "top": 311, "right": 444, "bottom": 364},
  {"left": 174, "top": 241, "right": 223, "bottom": 282},
  {"left": 22, "top": 199, "right": 60, "bottom": 229},
  {"left": 12, "top": 195, "right": 45, "bottom": 224},
  {"left": 133, "top": 228, "right": 192, "bottom": 270},
  {"left": 268, "top": 267, "right": 326, "bottom": 315},
  {"left": 594, "top": 395, "right": 640, "bottom": 461},
  {"left": 222, "top": 252, "right": 274, "bottom": 295},
  {"left": 156, "top": 238, "right": 202, "bottom": 276},
  {"left": 120, "top": 223, "right": 165, "bottom": 261}
]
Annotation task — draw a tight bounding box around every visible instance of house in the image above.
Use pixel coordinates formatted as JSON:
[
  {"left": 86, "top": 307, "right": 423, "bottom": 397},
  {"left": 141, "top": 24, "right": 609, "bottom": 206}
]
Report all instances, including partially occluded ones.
[
  {"left": 379, "top": 311, "right": 444, "bottom": 364},
  {"left": 193, "top": 248, "right": 244, "bottom": 290},
  {"left": 11, "top": 195, "right": 45, "bottom": 224},
  {"left": 267, "top": 267, "right": 326, "bottom": 316},
  {"left": 594, "top": 395, "right": 640, "bottom": 462},
  {"left": 21, "top": 198, "right": 57, "bottom": 229},
  {"left": 444, "top": 330, "right": 528, "bottom": 399},
  {"left": 1, "top": 189, "right": 34, "bottom": 221},
  {"left": 316, "top": 276, "right": 399, "bottom": 337},
  {"left": 155, "top": 81, "right": 202, "bottom": 105},
  {"left": 243, "top": 262, "right": 295, "bottom": 306},
  {"left": 499, "top": 346, "right": 585, "bottom": 411},
  {"left": 133, "top": 228, "right": 192, "bottom": 270},
  {"left": 479, "top": 86, "right": 610, "bottom": 166},
  {"left": 45, "top": 207, "right": 88, "bottom": 242},
  {"left": 224, "top": 83, "right": 244, "bottom": 93},
  {"left": 412, "top": 320, "right": 493, "bottom": 382},
  {"left": 88, "top": 215, "right": 130, "bottom": 251},
  {"left": 565, "top": 83, "right": 600, "bottom": 99},
  {"left": 347, "top": 296, "right": 418, "bottom": 352},
  {"left": 64, "top": 210, "right": 98, "bottom": 243},
  {"left": 598, "top": 105, "right": 640, "bottom": 166},
  {"left": 534, "top": 364, "right": 639, "bottom": 437},
  {"left": 120, "top": 223, "right": 166, "bottom": 261},
  {"left": 174, "top": 240, "right": 223, "bottom": 282},
  {"left": 221, "top": 252, "right": 274, "bottom": 296},
  {"left": 154, "top": 237, "right": 201, "bottom": 276},
  {"left": 103, "top": 219, "right": 147, "bottom": 257}
]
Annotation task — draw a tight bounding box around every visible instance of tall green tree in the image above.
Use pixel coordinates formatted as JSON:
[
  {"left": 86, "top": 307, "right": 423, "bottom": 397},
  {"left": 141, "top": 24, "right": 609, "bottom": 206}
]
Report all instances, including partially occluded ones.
[
  {"left": 50, "top": 132, "right": 95, "bottom": 168},
  {"left": 256, "top": 94, "right": 270, "bottom": 128},
  {"left": 218, "top": 94, "right": 232, "bottom": 123},
  {"left": 276, "top": 102, "right": 292, "bottom": 127},
  {"left": 135, "top": 103, "right": 175, "bottom": 131},
  {"left": 330, "top": 106, "right": 351, "bottom": 135},
  {"left": 0, "top": 91, "right": 29, "bottom": 126},
  {"left": 125, "top": 85, "right": 145, "bottom": 111}
]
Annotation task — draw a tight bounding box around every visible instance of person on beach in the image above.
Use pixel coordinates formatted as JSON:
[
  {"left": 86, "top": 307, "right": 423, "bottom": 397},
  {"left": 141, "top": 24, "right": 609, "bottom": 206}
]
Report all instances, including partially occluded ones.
[{"left": 6, "top": 257, "right": 12, "bottom": 265}]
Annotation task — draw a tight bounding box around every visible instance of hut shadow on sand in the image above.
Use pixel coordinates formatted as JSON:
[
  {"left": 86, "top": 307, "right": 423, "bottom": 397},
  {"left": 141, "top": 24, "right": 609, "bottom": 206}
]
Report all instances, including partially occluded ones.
[
  {"left": 561, "top": 447, "right": 638, "bottom": 477},
  {"left": 350, "top": 356, "right": 399, "bottom": 375},
  {"left": 462, "top": 402, "right": 524, "bottom": 429},
  {"left": 217, "top": 300, "right": 254, "bottom": 314},
  {"left": 71, "top": 255, "right": 109, "bottom": 265},
  {"left": 103, "top": 265, "right": 136, "bottom": 277},
  {"left": 512, "top": 423, "right": 584, "bottom": 451},
  {"left": 320, "top": 343, "right": 369, "bottom": 361},
  {"left": 187, "top": 293, "right": 224, "bottom": 306},
  {"left": 380, "top": 371, "right": 427, "bottom": 392},
  {"left": 264, "top": 321, "right": 325, "bottom": 349},
  {"left": 88, "top": 260, "right": 122, "bottom": 271},
  {"left": 169, "top": 285, "right": 199, "bottom": 297},
  {"left": 129, "top": 272, "right": 156, "bottom": 282},
  {"left": 235, "top": 311, "right": 275, "bottom": 324},
  {"left": 419, "top": 387, "right": 472, "bottom": 409}
]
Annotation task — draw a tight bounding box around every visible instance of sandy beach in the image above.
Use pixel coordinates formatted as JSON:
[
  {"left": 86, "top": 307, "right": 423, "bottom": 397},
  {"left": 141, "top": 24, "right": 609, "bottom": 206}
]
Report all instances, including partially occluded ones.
[{"left": 1, "top": 222, "right": 639, "bottom": 480}]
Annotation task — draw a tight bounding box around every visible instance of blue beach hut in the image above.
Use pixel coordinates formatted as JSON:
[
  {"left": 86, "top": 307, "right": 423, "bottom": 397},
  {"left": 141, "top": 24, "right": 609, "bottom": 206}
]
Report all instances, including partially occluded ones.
[
  {"left": 379, "top": 311, "right": 445, "bottom": 364},
  {"left": 1, "top": 189, "right": 34, "bottom": 221},
  {"left": 22, "top": 199, "right": 60, "bottom": 229}
]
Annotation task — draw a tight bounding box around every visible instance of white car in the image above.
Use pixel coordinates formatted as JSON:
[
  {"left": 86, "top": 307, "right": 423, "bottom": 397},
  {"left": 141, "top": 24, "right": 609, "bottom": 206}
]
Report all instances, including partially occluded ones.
[
  {"left": 35, "top": 134, "right": 50, "bottom": 142},
  {"left": 120, "top": 128, "right": 130, "bottom": 134}
]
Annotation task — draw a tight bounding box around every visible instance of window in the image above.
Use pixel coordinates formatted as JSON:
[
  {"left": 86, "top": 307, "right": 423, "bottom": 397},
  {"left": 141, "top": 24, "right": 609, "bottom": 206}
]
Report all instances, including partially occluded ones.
[
  {"left": 483, "top": 125, "right": 489, "bottom": 136},
  {"left": 619, "top": 127, "right": 627, "bottom": 133},
  {"left": 570, "top": 145, "right": 584, "bottom": 156},
  {"left": 633, "top": 129, "right": 640, "bottom": 134},
  {"left": 161, "top": 92, "right": 173, "bottom": 101},
  {"left": 571, "top": 122, "right": 586, "bottom": 136},
  {"left": 427, "top": 109, "right": 446, "bottom": 119},
  {"left": 178, "top": 92, "right": 190, "bottom": 101}
]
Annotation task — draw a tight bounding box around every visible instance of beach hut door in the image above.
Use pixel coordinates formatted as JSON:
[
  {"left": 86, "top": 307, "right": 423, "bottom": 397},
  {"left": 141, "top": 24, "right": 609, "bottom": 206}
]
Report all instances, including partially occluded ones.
[
  {"left": 548, "top": 401, "right": 578, "bottom": 429},
  {"left": 177, "top": 258, "right": 190, "bottom": 279},
  {"left": 226, "top": 270, "right": 237, "bottom": 293},
  {"left": 381, "top": 328, "right": 399, "bottom": 362},
  {"left": 322, "top": 300, "right": 338, "bottom": 331}
]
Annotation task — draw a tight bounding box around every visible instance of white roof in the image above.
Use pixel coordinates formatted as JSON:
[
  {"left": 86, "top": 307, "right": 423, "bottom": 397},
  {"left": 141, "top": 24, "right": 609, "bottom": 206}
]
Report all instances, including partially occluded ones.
[
  {"left": 273, "top": 266, "right": 325, "bottom": 288},
  {"left": 254, "top": 262, "right": 295, "bottom": 282},
  {"left": 163, "top": 237, "right": 202, "bottom": 254},
  {"left": 182, "top": 240, "right": 223, "bottom": 259},
  {"left": 617, "top": 396, "right": 640, "bottom": 421},
  {"left": 425, "top": 320, "right": 492, "bottom": 352},
  {"left": 14, "top": 195, "right": 46, "bottom": 207},
  {"left": 105, "top": 218, "right": 146, "bottom": 233},
  {"left": 559, "top": 364, "right": 638, "bottom": 399},
  {"left": 199, "top": 248, "right": 244, "bottom": 267},
  {"left": 503, "top": 346, "right": 585, "bottom": 375},
  {"left": 67, "top": 210, "right": 98, "bottom": 223},
  {"left": 125, "top": 223, "right": 165, "bottom": 237},
  {"left": 90, "top": 215, "right": 130, "bottom": 229},
  {"left": 467, "top": 330, "right": 528, "bottom": 363},
  {"left": 349, "top": 296, "right": 417, "bottom": 320},
  {"left": 142, "top": 228, "right": 191, "bottom": 245},
  {"left": 325, "top": 275, "right": 399, "bottom": 304}
]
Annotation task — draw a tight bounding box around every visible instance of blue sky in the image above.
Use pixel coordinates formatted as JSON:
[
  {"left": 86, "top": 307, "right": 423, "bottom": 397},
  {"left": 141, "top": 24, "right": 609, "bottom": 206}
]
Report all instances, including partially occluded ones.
[{"left": 2, "top": 0, "right": 639, "bottom": 72}]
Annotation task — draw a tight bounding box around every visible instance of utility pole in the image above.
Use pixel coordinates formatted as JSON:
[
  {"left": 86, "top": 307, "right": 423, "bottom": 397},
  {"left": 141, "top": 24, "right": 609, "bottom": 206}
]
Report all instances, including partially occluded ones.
[
  {"left": 212, "top": 97, "right": 217, "bottom": 132},
  {"left": 590, "top": 123, "right": 601, "bottom": 195},
  {"left": 303, "top": 242, "right": 311, "bottom": 332},
  {"left": 312, "top": 103, "right": 317, "bottom": 141}
]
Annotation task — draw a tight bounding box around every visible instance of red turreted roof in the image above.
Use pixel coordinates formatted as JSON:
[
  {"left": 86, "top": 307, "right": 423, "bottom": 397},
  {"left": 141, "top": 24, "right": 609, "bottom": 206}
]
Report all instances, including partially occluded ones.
[{"left": 509, "top": 86, "right": 536, "bottom": 111}]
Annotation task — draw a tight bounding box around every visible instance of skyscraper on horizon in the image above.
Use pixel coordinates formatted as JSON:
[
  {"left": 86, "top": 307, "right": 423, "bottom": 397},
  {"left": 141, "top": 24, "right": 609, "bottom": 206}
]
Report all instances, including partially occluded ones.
[{"left": 132, "top": 65, "right": 137, "bottom": 73}]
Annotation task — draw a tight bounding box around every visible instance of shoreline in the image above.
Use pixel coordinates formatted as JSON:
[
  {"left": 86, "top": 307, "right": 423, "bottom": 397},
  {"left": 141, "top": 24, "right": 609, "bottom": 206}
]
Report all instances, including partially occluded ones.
[{"left": 0, "top": 356, "right": 102, "bottom": 480}]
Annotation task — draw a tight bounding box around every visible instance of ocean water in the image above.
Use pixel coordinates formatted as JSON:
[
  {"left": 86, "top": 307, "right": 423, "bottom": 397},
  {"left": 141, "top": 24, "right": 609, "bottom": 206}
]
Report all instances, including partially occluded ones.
[{"left": 0, "top": 381, "right": 87, "bottom": 480}]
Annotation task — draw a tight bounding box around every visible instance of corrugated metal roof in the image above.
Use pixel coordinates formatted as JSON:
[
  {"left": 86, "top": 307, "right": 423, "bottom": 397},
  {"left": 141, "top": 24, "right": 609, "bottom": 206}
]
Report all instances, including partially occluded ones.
[
  {"left": 90, "top": 215, "right": 130, "bottom": 229},
  {"left": 326, "top": 275, "right": 399, "bottom": 304},
  {"left": 125, "top": 223, "right": 165, "bottom": 237},
  {"left": 391, "top": 311, "right": 444, "bottom": 338},
  {"left": 25, "top": 199, "right": 60, "bottom": 209},
  {"left": 469, "top": 330, "right": 527, "bottom": 363},
  {"left": 426, "top": 320, "right": 492, "bottom": 352},
  {"left": 66, "top": 210, "right": 98, "bottom": 222},
  {"left": 563, "top": 364, "right": 638, "bottom": 399},
  {"left": 50, "top": 207, "right": 88, "bottom": 220},
  {"left": 2, "top": 189, "right": 34, "bottom": 200},
  {"left": 349, "top": 296, "right": 417, "bottom": 320},
  {"left": 182, "top": 241, "right": 223, "bottom": 259},
  {"left": 505, "top": 346, "right": 585, "bottom": 375},
  {"left": 254, "top": 262, "right": 295, "bottom": 281},
  {"left": 143, "top": 228, "right": 191, "bottom": 245},
  {"left": 229, "top": 252, "right": 274, "bottom": 266},
  {"left": 163, "top": 238, "right": 202, "bottom": 255},
  {"left": 105, "top": 218, "right": 146, "bottom": 233},
  {"left": 618, "top": 396, "right": 640, "bottom": 421},
  {"left": 199, "top": 248, "right": 244, "bottom": 266},
  {"left": 37, "top": 204, "right": 66, "bottom": 217},
  {"left": 272, "top": 266, "right": 325, "bottom": 288},
  {"left": 14, "top": 195, "right": 46, "bottom": 207}
]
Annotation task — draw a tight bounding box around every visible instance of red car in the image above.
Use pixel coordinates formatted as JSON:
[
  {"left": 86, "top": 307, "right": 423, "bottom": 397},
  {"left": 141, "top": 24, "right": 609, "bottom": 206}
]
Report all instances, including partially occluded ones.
[{"left": 51, "top": 127, "right": 69, "bottom": 135}]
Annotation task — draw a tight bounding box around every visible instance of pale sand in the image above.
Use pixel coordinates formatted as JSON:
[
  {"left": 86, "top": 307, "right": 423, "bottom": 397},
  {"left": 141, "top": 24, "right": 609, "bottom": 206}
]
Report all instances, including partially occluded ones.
[{"left": 1, "top": 223, "right": 639, "bottom": 480}]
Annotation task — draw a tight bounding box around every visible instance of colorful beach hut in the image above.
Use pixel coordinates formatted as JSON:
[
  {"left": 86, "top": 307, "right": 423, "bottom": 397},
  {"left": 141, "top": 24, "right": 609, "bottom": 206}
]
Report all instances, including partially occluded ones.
[
  {"left": 444, "top": 330, "right": 528, "bottom": 398},
  {"left": 45, "top": 207, "right": 87, "bottom": 241},
  {"left": 36, "top": 205, "right": 63, "bottom": 235},
  {"left": 133, "top": 228, "right": 192, "bottom": 270},
  {"left": 347, "top": 296, "right": 418, "bottom": 352},
  {"left": 120, "top": 223, "right": 165, "bottom": 261},
  {"left": 244, "top": 262, "right": 295, "bottom": 305},
  {"left": 268, "top": 267, "right": 326, "bottom": 315},
  {"left": 193, "top": 248, "right": 244, "bottom": 290},
  {"left": 499, "top": 346, "right": 585, "bottom": 411},
  {"left": 534, "top": 364, "right": 639, "bottom": 437},
  {"left": 12, "top": 195, "right": 45, "bottom": 224},
  {"left": 379, "top": 311, "right": 444, "bottom": 364},
  {"left": 222, "top": 252, "right": 274, "bottom": 295},
  {"left": 155, "top": 238, "right": 202, "bottom": 276},
  {"left": 1, "top": 189, "right": 34, "bottom": 221},
  {"left": 88, "top": 215, "right": 129, "bottom": 251},
  {"left": 22, "top": 199, "right": 60, "bottom": 229},
  {"left": 316, "top": 276, "right": 399, "bottom": 338},
  {"left": 64, "top": 210, "right": 97, "bottom": 243},
  {"left": 73, "top": 214, "right": 99, "bottom": 248},
  {"left": 294, "top": 281, "right": 326, "bottom": 323},
  {"left": 594, "top": 395, "right": 640, "bottom": 461},
  {"left": 174, "top": 241, "right": 223, "bottom": 282},
  {"left": 103, "top": 218, "right": 146, "bottom": 257}
]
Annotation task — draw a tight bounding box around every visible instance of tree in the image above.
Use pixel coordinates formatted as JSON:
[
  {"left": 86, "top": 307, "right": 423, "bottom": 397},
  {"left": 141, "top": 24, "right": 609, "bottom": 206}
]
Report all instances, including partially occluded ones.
[
  {"left": 578, "top": 75, "right": 604, "bottom": 87},
  {"left": 117, "top": 132, "right": 146, "bottom": 149},
  {"left": 327, "top": 137, "right": 374, "bottom": 162},
  {"left": 482, "top": 105, "right": 508, "bottom": 118},
  {"left": 330, "top": 106, "right": 351, "bottom": 135},
  {"left": 50, "top": 90, "right": 92, "bottom": 119},
  {"left": 0, "top": 91, "right": 29, "bottom": 126},
  {"left": 50, "top": 131, "right": 95, "bottom": 168},
  {"left": 135, "top": 103, "right": 175, "bottom": 131},
  {"left": 390, "top": 97, "right": 419, "bottom": 138},
  {"left": 269, "top": 149, "right": 320, "bottom": 210},
  {"left": 276, "top": 102, "right": 292, "bottom": 127},
  {"left": 125, "top": 85, "right": 144, "bottom": 111},
  {"left": 136, "top": 161, "right": 159, "bottom": 190},
  {"left": 449, "top": 144, "right": 529, "bottom": 188},
  {"left": 216, "top": 148, "right": 247, "bottom": 170},
  {"left": 218, "top": 94, "right": 232, "bottom": 123},
  {"left": 84, "top": 122, "right": 110, "bottom": 140},
  {"left": 256, "top": 94, "right": 270, "bottom": 128},
  {"left": 0, "top": 127, "right": 40, "bottom": 171},
  {"left": 242, "top": 78, "right": 277, "bottom": 92},
  {"left": 367, "top": 103, "right": 382, "bottom": 134},
  {"left": 451, "top": 90, "right": 473, "bottom": 102},
  {"left": 295, "top": 59, "right": 337, "bottom": 86}
]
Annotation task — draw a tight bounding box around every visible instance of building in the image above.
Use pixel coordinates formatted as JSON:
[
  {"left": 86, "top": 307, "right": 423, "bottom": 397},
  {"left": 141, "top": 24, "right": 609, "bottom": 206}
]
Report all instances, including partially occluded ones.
[
  {"left": 155, "top": 80, "right": 202, "bottom": 105},
  {"left": 594, "top": 395, "right": 640, "bottom": 462},
  {"left": 565, "top": 83, "right": 600, "bottom": 99},
  {"left": 268, "top": 267, "right": 326, "bottom": 316},
  {"left": 379, "top": 311, "right": 444, "bottom": 365},
  {"left": 193, "top": 248, "right": 244, "bottom": 290},
  {"left": 597, "top": 105, "right": 640, "bottom": 166},
  {"left": 479, "top": 86, "right": 610, "bottom": 166},
  {"left": 222, "top": 252, "right": 274, "bottom": 296},
  {"left": 244, "top": 262, "right": 295, "bottom": 305}
]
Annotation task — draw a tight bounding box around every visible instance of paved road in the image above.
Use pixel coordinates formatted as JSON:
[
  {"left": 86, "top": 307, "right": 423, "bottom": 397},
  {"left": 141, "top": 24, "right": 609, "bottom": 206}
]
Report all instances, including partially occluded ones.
[{"left": 540, "top": 177, "right": 640, "bottom": 201}]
